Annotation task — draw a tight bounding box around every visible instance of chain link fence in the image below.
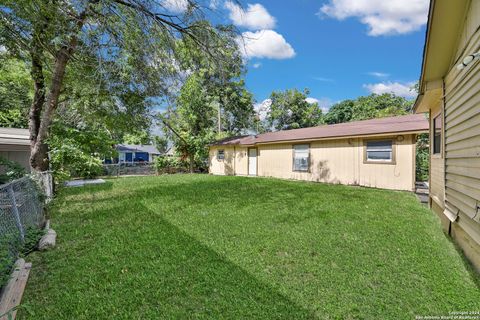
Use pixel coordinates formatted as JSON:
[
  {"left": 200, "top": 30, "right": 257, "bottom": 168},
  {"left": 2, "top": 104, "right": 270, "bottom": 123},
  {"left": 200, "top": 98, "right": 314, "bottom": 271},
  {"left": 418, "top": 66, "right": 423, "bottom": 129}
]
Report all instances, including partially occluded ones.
[
  {"left": 0, "top": 174, "right": 49, "bottom": 287},
  {"left": 103, "top": 162, "right": 157, "bottom": 176}
]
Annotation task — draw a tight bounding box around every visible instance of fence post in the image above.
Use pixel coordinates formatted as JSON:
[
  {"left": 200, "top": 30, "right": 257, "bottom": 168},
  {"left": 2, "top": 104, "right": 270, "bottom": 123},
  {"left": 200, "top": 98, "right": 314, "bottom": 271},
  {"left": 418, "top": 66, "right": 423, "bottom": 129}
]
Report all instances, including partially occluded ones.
[{"left": 7, "top": 184, "right": 24, "bottom": 242}]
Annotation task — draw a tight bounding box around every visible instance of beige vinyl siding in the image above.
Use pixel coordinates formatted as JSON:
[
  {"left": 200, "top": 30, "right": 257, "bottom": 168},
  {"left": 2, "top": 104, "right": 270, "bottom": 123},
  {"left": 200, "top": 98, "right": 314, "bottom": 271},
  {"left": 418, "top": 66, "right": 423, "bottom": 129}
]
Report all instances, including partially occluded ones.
[
  {"left": 209, "top": 146, "right": 248, "bottom": 176},
  {"left": 256, "top": 141, "right": 361, "bottom": 184},
  {"left": 443, "top": 0, "right": 480, "bottom": 249},
  {"left": 210, "top": 134, "right": 416, "bottom": 191},
  {"left": 234, "top": 147, "right": 248, "bottom": 176}
]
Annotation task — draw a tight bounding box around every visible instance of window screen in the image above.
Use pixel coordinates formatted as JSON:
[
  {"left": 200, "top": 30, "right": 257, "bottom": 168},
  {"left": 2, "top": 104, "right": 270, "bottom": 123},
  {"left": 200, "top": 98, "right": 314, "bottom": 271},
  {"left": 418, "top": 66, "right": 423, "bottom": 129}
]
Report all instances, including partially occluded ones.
[
  {"left": 217, "top": 149, "right": 225, "bottom": 160},
  {"left": 366, "top": 140, "right": 393, "bottom": 162},
  {"left": 433, "top": 114, "right": 442, "bottom": 154},
  {"left": 293, "top": 144, "right": 309, "bottom": 171}
]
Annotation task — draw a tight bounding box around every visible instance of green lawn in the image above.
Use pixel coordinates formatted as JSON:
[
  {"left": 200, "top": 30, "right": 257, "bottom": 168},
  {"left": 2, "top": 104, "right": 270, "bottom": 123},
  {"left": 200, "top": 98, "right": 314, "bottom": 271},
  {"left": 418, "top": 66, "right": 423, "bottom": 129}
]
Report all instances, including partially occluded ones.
[{"left": 19, "top": 175, "right": 480, "bottom": 319}]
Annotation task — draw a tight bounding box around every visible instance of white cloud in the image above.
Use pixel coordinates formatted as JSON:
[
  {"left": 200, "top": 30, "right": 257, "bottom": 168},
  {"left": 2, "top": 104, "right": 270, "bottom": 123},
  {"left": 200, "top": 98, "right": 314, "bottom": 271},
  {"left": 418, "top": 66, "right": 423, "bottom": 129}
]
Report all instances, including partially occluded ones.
[
  {"left": 319, "top": 0, "right": 429, "bottom": 36},
  {"left": 254, "top": 98, "right": 272, "bottom": 121},
  {"left": 363, "top": 81, "right": 417, "bottom": 98},
  {"left": 305, "top": 97, "right": 319, "bottom": 104},
  {"left": 237, "top": 30, "right": 295, "bottom": 60},
  {"left": 306, "top": 97, "right": 334, "bottom": 113},
  {"left": 209, "top": 0, "right": 219, "bottom": 9},
  {"left": 252, "top": 62, "right": 262, "bottom": 68},
  {"left": 368, "top": 71, "right": 389, "bottom": 78},
  {"left": 313, "top": 76, "right": 334, "bottom": 83},
  {"left": 225, "top": 1, "right": 276, "bottom": 30},
  {"left": 0, "top": 45, "right": 6, "bottom": 53},
  {"left": 162, "top": 0, "right": 189, "bottom": 13}
]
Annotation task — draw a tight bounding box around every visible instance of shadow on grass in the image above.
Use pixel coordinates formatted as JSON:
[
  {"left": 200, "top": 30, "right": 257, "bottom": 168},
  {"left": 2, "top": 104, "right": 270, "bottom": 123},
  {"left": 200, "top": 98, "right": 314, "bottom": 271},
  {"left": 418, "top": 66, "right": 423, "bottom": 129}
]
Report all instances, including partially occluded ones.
[
  {"left": 21, "top": 201, "right": 315, "bottom": 319},
  {"left": 444, "top": 234, "right": 480, "bottom": 289}
]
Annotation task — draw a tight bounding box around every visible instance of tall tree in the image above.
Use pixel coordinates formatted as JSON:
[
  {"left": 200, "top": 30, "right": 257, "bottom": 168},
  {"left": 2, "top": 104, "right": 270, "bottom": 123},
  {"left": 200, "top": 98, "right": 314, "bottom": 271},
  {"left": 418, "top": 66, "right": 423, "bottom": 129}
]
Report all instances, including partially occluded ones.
[
  {"left": 0, "top": 0, "right": 229, "bottom": 172},
  {"left": 164, "top": 73, "right": 216, "bottom": 172},
  {"left": 267, "top": 88, "right": 323, "bottom": 130},
  {"left": 161, "top": 24, "right": 254, "bottom": 172}
]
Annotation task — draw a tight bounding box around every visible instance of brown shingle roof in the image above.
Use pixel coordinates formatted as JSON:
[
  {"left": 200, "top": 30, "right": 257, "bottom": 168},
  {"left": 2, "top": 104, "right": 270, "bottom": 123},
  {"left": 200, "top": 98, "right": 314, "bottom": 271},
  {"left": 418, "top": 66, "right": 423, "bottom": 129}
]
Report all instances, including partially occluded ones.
[{"left": 213, "top": 114, "right": 428, "bottom": 146}]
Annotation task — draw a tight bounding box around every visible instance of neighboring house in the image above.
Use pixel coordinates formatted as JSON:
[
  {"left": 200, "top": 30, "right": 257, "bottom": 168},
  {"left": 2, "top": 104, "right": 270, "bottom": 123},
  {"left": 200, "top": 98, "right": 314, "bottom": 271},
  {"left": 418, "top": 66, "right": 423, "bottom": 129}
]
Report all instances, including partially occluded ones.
[
  {"left": 115, "top": 144, "right": 160, "bottom": 163},
  {"left": 209, "top": 114, "right": 428, "bottom": 191},
  {"left": 414, "top": 0, "right": 480, "bottom": 271},
  {"left": 0, "top": 128, "right": 30, "bottom": 171}
]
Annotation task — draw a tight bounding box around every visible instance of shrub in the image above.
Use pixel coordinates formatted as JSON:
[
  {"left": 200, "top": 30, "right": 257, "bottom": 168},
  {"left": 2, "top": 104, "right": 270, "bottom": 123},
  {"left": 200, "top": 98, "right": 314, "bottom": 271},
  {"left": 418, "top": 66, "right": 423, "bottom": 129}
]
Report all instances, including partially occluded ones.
[
  {"left": 416, "top": 133, "right": 429, "bottom": 182},
  {"left": 154, "top": 156, "right": 187, "bottom": 173},
  {"left": 49, "top": 143, "right": 104, "bottom": 182},
  {"left": 0, "top": 227, "right": 45, "bottom": 289}
]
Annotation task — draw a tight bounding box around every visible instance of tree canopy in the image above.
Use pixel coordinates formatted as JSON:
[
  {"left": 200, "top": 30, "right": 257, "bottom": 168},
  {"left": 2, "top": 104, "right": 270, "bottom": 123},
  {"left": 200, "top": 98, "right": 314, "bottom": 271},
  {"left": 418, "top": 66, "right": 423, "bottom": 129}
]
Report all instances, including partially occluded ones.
[
  {"left": 324, "top": 93, "right": 413, "bottom": 124},
  {"left": 158, "top": 24, "right": 255, "bottom": 172},
  {"left": 266, "top": 88, "right": 323, "bottom": 131},
  {"left": 0, "top": 0, "right": 234, "bottom": 171}
]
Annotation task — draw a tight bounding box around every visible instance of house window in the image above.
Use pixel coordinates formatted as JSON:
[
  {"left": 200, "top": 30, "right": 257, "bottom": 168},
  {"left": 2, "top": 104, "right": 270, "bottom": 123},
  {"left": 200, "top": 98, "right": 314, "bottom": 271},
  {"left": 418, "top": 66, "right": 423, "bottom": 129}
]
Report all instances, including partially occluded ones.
[
  {"left": 433, "top": 114, "right": 442, "bottom": 154},
  {"left": 217, "top": 149, "right": 225, "bottom": 160},
  {"left": 366, "top": 140, "right": 393, "bottom": 162},
  {"left": 293, "top": 144, "right": 309, "bottom": 171}
]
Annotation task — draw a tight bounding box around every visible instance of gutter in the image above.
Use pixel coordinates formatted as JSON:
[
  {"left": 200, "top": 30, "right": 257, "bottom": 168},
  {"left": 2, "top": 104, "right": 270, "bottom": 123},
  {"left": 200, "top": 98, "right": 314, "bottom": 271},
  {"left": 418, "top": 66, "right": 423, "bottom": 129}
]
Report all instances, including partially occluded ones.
[{"left": 414, "top": 0, "right": 435, "bottom": 113}]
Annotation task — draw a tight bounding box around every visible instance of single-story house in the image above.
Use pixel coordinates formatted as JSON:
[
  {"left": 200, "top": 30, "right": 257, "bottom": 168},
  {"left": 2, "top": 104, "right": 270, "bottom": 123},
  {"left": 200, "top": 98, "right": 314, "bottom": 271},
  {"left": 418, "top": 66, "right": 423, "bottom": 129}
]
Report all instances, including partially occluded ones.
[
  {"left": 115, "top": 144, "right": 160, "bottom": 163},
  {"left": 209, "top": 114, "right": 428, "bottom": 191},
  {"left": 0, "top": 127, "right": 31, "bottom": 171},
  {"left": 414, "top": 0, "right": 480, "bottom": 271}
]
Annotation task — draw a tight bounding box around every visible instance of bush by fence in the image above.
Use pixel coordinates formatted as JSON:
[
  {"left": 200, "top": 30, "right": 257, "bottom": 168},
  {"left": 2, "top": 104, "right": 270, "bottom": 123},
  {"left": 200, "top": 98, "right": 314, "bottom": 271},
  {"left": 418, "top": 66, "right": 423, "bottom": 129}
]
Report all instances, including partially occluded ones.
[
  {"left": 0, "top": 174, "right": 49, "bottom": 288},
  {"left": 103, "top": 162, "right": 157, "bottom": 176}
]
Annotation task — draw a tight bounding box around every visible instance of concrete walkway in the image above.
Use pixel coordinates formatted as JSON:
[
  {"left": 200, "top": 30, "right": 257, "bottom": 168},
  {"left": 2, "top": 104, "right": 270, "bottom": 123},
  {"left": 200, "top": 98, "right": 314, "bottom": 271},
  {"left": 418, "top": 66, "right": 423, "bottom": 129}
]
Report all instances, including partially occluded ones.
[{"left": 65, "top": 179, "right": 106, "bottom": 187}]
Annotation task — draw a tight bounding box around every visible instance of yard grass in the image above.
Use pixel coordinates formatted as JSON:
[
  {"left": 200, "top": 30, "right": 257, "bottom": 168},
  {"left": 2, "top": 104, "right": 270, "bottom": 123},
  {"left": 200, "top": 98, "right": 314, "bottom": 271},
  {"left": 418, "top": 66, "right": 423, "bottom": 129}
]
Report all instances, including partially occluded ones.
[{"left": 19, "top": 175, "right": 480, "bottom": 319}]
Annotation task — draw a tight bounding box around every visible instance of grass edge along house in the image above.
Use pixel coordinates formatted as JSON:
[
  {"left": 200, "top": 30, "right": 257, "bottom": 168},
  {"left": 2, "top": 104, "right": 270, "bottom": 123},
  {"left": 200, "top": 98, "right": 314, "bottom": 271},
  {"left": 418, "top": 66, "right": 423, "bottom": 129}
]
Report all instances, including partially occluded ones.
[
  {"left": 209, "top": 114, "right": 428, "bottom": 191},
  {"left": 414, "top": 0, "right": 480, "bottom": 272}
]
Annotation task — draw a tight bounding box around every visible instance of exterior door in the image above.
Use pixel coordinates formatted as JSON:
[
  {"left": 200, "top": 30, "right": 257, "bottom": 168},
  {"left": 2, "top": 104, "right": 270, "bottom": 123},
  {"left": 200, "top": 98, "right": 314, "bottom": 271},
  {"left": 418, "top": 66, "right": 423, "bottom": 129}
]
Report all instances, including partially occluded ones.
[
  {"left": 248, "top": 148, "right": 257, "bottom": 176},
  {"left": 125, "top": 152, "right": 133, "bottom": 162}
]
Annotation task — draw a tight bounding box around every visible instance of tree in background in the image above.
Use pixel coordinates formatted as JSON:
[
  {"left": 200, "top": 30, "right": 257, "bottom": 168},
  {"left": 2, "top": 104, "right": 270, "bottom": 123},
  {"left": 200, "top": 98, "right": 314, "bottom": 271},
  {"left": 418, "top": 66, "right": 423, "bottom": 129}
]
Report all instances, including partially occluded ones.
[
  {"left": 324, "top": 93, "right": 413, "bottom": 124},
  {"left": 323, "top": 100, "right": 354, "bottom": 125},
  {"left": 416, "top": 133, "right": 429, "bottom": 181},
  {"left": 0, "top": 54, "right": 31, "bottom": 128},
  {"left": 266, "top": 88, "right": 323, "bottom": 131},
  {"left": 1, "top": 0, "right": 232, "bottom": 172},
  {"left": 123, "top": 131, "right": 152, "bottom": 145},
  {"left": 153, "top": 136, "right": 169, "bottom": 154},
  {"left": 164, "top": 73, "right": 217, "bottom": 172}
]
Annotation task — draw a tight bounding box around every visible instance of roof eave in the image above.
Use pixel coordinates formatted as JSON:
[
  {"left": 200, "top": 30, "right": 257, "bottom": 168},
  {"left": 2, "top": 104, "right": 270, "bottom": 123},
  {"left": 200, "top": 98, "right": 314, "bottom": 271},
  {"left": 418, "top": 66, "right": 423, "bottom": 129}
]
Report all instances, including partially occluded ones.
[
  {"left": 414, "top": 0, "right": 469, "bottom": 113},
  {"left": 210, "top": 130, "right": 429, "bottom": 147}
]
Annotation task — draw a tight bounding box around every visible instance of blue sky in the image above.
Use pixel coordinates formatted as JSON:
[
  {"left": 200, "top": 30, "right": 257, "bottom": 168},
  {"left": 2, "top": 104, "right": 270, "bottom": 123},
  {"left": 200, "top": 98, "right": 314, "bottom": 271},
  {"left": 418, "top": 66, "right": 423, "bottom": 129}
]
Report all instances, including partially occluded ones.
[
  {"left": 162, "top": 0, "right": 430, "bottom": 113},
  {"left": 208, "top": 0, "right": 430, "bottom": 112}
]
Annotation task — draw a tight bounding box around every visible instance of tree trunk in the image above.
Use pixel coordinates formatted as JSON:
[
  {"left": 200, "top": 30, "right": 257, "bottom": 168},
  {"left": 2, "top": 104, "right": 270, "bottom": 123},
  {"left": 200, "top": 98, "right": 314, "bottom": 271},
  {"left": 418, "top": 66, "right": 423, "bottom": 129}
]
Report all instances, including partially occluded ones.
[
  {"left": 29, "top": 47, "right": 72, "bottom": 172},
  {"left": 29, "top": 7, "right": 90, "bottom": 172},
  {"left": 29, "top": 23, "right": 48, "bottom": 171},
  {"left": 189, "top": 154, "right": 194, "bottom": 173}
]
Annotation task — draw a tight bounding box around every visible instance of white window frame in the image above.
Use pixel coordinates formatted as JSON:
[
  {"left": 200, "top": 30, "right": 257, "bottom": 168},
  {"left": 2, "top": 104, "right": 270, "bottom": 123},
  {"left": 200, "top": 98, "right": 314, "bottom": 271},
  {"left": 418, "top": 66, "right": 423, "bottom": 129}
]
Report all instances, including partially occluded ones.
[
  {"left": 292, "top": 144, "right": 310, "bottom": 172},
  {"left": 217, "top": 149, "right": 225, "bottom": 161},
  {"left": 433, "top": 113, "right": 442, "bottom": 155},
  {"left": 364, "top": 139, "right": 395, "bottom": 164}
]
